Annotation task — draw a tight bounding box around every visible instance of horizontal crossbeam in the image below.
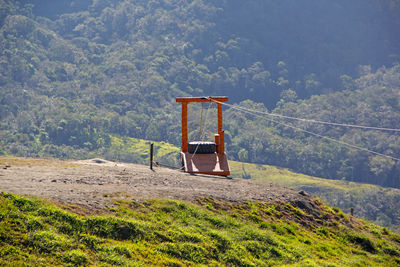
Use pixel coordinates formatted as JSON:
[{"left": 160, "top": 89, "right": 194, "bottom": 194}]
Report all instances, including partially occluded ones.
[{"left": 176, "top": 96, "right": 228, "bottom": 103}]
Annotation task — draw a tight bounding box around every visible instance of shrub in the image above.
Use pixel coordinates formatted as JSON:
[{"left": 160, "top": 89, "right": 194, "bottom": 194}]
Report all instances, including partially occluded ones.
[
  {"left": 221, "top": 244, "right": 251, "bottom": 266},
  {"left": 37, "top": 208, "right": 83, "bottom": 233},
  {"left": 25, "top": 231, "right": 71, "bottom": 254},
  {"left": 159, "top": 243, "right": 206, "bottom": 263},
  {"left": 239, "top": 228, "right": 276, "bottom": 245},
  {"left": 176, "top": 231, "right": 203, "bottom": 243},
  {"left": 209, "top": 231, "right": 231, "bottom": 252},
  {"left": 26, "top": 217, "right": 44, "bottom": 231},
  {"left": 85, "top": 217, "right": 145, "bottom": 241},
  {"left": 5, "top": 194, "right": 39, "bottom": 212},
  {"left": 110, "top": 245, "right": 132, "bottom": 258},
  {"left": 317, "top": 227, "right": 329, "bottom": 237},
  {"left": 244, "top": 240, "right": 267, "bottom": 256},
  {"left": 64, "top": 250, "right": 89, "bottom": 266},
  {"left": 346, "top": 232, "right": 376, "bottom": 253},
  {"left": 79, "top": 234, "right": 104, "bottom": 250}
]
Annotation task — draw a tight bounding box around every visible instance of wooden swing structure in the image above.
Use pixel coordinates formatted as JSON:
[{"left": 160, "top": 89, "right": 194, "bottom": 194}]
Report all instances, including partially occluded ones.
[{"left": 176, "top": 96, "right": 230, "bottom": 176}]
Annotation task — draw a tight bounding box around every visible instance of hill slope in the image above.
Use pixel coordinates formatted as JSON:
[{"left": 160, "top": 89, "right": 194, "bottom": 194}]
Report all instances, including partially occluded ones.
[
  {"left": 0, "top": 157, "right": 313, "bottom": 210},
  {"left": 1, "top": 155, "right": 400, "bottom": 232},
  {"left": 0, "top": 158, "right": 400, "bottom": 265},
  {"left": 230, "top": 161, "right": 400, "bottom": 232}
]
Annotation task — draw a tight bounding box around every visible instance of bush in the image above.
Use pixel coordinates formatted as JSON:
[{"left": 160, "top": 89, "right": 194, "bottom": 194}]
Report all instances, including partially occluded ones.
[
  {"left": 5, "top": 193, "right": 39, "bottom": 212},
  {"left": 346, "top": 232, "right": 376, "bottom": 253},
  {"left": 209, "top": 231, "right": 231, "bottom": 252},
  {"left": 159, "top": 243, "right": 206, "bottom": 263},
  {"left": 64, "top": 250, "right": 89, "bottom": 266},
  {"left": 85, "top": 217, "right": 145, "bottom": 241},
  {"left": 25, "top": 231, "right": 71, "bottom": 254},
  {"left": 79, "top": 234, "right": 104, "bottom": 250},
  {"left": 239, "top": 228, "right": 276, "bottom": 245},
  {"left": 37, "top": 208, "right": 83, "bottom": 234}
]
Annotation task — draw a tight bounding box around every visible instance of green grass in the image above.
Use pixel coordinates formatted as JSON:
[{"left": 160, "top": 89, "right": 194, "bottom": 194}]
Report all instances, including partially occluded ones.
[
  {"left": 110, "top": 135, "right": 180, "bottom": 159},
  {"left": 230, "top": 161, "right": 376, "bottom": 191},
  {"left": 1, "top": 192, "right": 400, "bottom": 266},
  {"left": 103, "top": 136, "right": 400, "bottom": 231},
  {"left": 5, "top": 135, "right": 399, "bottom": 232},
  {"left": 230, "top": 161, "right": 400, "bottom": 232},
  {"left": 105, "top": 135, "right": 180, "bottom": 165}
]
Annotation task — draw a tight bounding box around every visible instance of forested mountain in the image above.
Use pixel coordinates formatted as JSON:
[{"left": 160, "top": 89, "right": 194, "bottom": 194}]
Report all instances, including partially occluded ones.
[
  {"left": 1, "top": 0, "right": 400, "bottom": 187},
  {"left": 226, "top": 66, "right": 400, "bottom": 188}
]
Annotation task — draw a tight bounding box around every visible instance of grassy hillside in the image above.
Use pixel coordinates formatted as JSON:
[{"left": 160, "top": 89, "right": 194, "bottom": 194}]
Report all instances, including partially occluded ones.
[
  {"left": 230, "top": 162, "right": 400, "bottom": 232},
  {"left": 6, "top": 133, "right": 393, "bottom": 232},
  {"left": 2, "top": 133, "right": 399, "bottom": 232},
  {"left": 104, "top": 135, "right": 180, "bottom": 165},
  {"left": 98, "top": 136, "right": 400, "bottom": 232},
  {"left": 1, "top": 192, "right": 400, "bottom": 266}
]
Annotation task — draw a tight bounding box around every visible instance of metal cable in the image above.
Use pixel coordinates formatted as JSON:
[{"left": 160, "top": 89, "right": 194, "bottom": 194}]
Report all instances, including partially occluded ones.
[
  {"left": 207, "top": 97, "right": 400, "bottom": 162},
  {"left": 210, "top": 98, "right": 400, "bottom": 132}
]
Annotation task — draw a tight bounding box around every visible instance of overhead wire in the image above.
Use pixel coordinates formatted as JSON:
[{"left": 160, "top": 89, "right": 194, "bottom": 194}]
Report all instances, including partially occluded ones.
[
  {"left": 205, "top": 97, "right": 389, "bottom": 134},
  {"left": 207, "top": 97, "right": 400, "bottom": 162},
  {"left": 216, "top": 100, "right": 400, "bottom": 132}
]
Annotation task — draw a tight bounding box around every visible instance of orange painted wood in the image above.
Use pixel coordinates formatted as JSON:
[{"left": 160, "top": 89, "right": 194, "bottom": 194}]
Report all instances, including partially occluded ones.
[
  {"left": 181, "top": 152, "right": 230, "bottom": 176},
  {"left": 220, "top": 131, "right": 224, "bottom": 154},
  {"left": 181, "top": 102, "right": 188, "bottom": 152},
  {"left": 177, "top": 96, "right": 230, "bottom": 176},
  {"left": 217, "top": 103, "right": 223, "bottom": 134},
  {"left": 176, "top": 96, "right": 228, "bottom": 103},
  {"left": 214, "top": 134, "right": 220, "bottom": 153}
]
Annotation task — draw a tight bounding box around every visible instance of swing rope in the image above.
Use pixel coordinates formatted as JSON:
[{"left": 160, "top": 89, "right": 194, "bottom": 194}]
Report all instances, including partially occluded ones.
[{"left": 191, "top": 101, "right": 214, "bottom": 158}]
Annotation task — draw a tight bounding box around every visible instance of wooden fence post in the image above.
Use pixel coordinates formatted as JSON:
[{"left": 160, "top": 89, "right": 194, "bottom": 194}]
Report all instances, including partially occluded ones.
[{"left": 150, "top": 143, "right": 154, "bottom": 170}]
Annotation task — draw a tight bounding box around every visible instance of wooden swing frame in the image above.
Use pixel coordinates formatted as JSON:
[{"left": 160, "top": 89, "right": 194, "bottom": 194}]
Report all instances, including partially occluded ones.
[{"left": 176, "top": 96, "right": 230, "bottom": 176}]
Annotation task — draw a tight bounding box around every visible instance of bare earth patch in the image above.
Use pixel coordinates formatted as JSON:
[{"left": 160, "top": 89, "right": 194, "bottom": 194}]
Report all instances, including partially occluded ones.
[{"left": 0, "top": 157, "right": 311, "bottom": 211}]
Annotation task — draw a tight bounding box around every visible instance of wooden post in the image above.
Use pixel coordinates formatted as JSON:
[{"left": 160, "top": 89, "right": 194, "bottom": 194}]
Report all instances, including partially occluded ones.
[
  {"left": 150, "top": 143, "right": 154, "bottom": 170},
  {"left": 214, "top": 134, "right": 220, "bottom": 153},
  {"left": 182, "top": 102, "right": 188, "bottom": 152},
  {"left": 217, "top": 103, "right": 224, "bottom": 154},
  {"left": 217, "top": 102, "right": 223, "bottom": 135},
  {"left": 220, "top": 130, "right": 224, "bottom": 154}
]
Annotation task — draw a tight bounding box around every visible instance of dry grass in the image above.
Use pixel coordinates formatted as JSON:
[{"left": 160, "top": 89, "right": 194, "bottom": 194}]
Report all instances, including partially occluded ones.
[{"left": 0, "top": 156, "right": 80, "bottom": 167}]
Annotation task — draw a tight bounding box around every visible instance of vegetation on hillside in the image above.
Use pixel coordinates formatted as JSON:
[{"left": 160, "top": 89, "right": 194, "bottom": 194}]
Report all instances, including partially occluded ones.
[
  {"left": 225, "top": 66, "right": 400, "bottom": 188},
  {"left": 105, "top": 135, "right": 180, "bottom": 165},
  {"left": 0, "top": 0, "right": 399, "bottom": 188},
  {"left": 1, "top": 140, "right": 399, "bottom": 232},
  {"left": 1, "top": 192, "right": 400, "bottom": 266},
  {"left": 230, "top": 161, "right": 400, "bottom": 232}
]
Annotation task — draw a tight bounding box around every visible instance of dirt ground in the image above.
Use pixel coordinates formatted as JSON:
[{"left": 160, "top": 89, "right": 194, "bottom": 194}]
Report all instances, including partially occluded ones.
[{"left": 0, "top": 157, "right": 311, "bottom": 211}]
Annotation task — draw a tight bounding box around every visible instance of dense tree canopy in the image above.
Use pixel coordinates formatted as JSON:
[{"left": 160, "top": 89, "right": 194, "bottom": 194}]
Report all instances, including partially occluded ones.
[
  {"left": 0, "top": 0, "right": 399, "bottom": 187},
  {"left": 225, "top": 65, "right": 400, "bottom": 188}
]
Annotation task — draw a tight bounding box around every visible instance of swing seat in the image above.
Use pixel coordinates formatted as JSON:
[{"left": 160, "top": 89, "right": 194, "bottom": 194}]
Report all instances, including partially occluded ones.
[
  {"left": 188, "top": 141, "right": 216, "bottom": 154},
  {"left": 181, "top": 151, "right": 230, "bottom": 176}
]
